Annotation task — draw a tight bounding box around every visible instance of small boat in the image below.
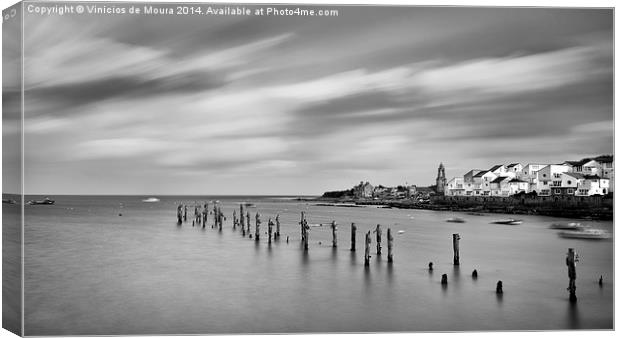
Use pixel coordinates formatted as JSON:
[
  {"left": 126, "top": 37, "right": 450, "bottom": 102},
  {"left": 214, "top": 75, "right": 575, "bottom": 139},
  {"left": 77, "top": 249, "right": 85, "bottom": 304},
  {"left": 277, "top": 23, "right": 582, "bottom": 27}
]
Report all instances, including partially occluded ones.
[
  {"left": 558, "top": 228, "right": 611, "bottom": 240},
  {"left": 244, "top": 203, "right": 256, "bottom": 208},
  {"left": 142, "top": 197, "right": 160, "bottom": 203},
  {"left": 397, "top": 230, "right": 405, "bottom": 234},
  {"left": 446, "top": 217, "right": 466, "bottom": 223},
  {"left": 27, "top": 197, "right": 55, "bottom": 205},
  {"left": 550, "top": 222, "right": 583, "bottom": 230},
  {"left": 467, "top": 212, "right": 486, "bottom": 216},
  {"left": 491, "top": 219, "right": 522, "bottom": 225},
  {"left": 2, "top": 199, "right": 16, "bottom": 204}
]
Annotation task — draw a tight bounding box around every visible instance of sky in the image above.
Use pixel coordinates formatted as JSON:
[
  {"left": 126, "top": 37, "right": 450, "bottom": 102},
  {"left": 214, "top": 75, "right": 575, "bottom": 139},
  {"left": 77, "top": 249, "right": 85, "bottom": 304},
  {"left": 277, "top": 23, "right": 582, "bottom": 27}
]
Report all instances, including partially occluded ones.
[{"left": 2, "top": 2, "right": 614, "bottom": 195}]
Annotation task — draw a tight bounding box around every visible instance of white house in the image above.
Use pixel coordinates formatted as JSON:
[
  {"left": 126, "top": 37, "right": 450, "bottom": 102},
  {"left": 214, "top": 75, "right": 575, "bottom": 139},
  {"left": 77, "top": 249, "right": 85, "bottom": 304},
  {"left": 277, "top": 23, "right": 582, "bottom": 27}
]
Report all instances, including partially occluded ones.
[
  {"left": 489, "top": 176, "right": 511, "bottom": 196},
  {"left": 446, "top": 177, "right": 465, "bottom": 196},
  {"left": 505, "top": 163, "right": 523, "bottom": 177},
  {"left": 507, "top": 178, "right": 529, "bottom": 195},
  {"left": 518, "top": 163, "right": 548, "bottom": 189},
  {"left": 472, "top": 170, "right": 497, "bottom": 196},
  {"left": 534, "top": 164, "right": 571, "bottom": 196}
]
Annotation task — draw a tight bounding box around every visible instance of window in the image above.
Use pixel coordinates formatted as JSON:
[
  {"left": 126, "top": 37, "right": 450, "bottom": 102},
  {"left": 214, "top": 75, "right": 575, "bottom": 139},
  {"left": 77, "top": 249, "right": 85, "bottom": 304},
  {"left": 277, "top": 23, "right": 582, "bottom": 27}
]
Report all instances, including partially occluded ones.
[
  {"left": 542, "top": 174, "right": 547, "bottom": 178},
  {"left": 543, "top": 181, "right": 548, "bottom": 185},
  {"left": 553, "top": 173, "right": 561, "bottom": 178},
  {"left": 554, "top": 189, "right": 561, "bottom": 194},
  {"left": 567, "top": 180, "right": 572, "bottom": 185},
  {"left": 567, "top": 189, "right": 574, "bottom": 194},
  {"left": 552, "top": 181, "right": 561, "bottom": 187}
]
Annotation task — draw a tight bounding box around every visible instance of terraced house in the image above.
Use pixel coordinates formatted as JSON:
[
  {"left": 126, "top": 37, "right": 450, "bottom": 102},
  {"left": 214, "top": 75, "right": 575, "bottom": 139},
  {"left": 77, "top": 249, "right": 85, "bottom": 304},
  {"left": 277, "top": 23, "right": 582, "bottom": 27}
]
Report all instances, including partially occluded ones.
[{"left": 444, "top": 155, "right": 613, "bottom": 197}]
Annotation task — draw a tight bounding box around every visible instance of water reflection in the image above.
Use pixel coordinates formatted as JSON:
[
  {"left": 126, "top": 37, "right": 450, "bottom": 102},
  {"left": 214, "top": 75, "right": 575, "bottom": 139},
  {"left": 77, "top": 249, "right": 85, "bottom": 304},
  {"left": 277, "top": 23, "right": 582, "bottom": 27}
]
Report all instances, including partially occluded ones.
[
  {"left": 331, "top": 247, "right": 337, "bottom": 263},
  {"left": 387, "top": 264, "right": 394, "bottom": 285},
  {"left": 349, "top": 251, "right": 357, "bottom": 267},
  {"left": 566, "top": 301, "right": 580, "bottom": 329},
  {"left": 496, "top": 291, "right": 503, "bottom": 306},
  {"left": 301, "top": 250, "right": 309, "bottom": 266}
]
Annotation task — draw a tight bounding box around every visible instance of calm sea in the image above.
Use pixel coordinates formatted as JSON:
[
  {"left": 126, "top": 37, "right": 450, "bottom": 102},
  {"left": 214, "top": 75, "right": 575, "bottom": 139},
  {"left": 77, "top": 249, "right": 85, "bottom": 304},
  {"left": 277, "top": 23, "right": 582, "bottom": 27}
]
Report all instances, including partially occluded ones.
[{"left": 14, "top": 195, "right": 614, "bottom": 335}]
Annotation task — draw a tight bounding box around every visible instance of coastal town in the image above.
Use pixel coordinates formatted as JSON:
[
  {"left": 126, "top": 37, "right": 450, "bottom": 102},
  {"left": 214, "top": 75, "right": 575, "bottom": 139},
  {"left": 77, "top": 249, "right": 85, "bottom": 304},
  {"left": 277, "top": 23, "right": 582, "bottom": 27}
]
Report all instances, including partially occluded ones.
[
  {"left": 323, "top": 155, "right": 613, "bottom": 201},
  {"left": 319, "top": 155, "right": 613, "bottom": 220}
]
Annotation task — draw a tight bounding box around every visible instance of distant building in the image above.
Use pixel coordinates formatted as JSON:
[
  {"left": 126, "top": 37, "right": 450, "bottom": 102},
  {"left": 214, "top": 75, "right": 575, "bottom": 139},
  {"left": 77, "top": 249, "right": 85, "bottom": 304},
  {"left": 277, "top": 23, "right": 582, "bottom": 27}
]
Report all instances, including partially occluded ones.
[
  {"left": 353, "top": 181, "right": 374, "bottom": 199},
  {"left": 436, "top": 163, "right": 447, "bottom": 195}
]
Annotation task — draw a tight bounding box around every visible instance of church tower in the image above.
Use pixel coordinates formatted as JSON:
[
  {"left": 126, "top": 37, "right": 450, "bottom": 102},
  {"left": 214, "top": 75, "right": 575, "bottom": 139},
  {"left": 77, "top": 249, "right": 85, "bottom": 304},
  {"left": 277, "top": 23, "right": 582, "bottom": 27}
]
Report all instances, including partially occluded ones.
[{"left": 436, "top": 163, "right": 446, "bottom": 194}]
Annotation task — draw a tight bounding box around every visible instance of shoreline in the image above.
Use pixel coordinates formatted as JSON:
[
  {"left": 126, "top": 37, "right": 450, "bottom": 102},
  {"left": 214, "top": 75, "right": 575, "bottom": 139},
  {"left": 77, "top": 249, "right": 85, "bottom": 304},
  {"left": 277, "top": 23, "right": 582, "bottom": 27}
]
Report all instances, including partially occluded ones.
[{"left": 312, "top": 197, "right": 613, "bottom": 221}]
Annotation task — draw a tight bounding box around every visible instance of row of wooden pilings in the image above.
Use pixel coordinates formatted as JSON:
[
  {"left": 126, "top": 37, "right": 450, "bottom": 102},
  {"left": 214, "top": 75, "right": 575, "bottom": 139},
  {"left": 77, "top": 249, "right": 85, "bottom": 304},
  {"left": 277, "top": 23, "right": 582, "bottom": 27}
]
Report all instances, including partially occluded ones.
[{"left": 176, "top": 203, "right": 590, "bottom": 303}]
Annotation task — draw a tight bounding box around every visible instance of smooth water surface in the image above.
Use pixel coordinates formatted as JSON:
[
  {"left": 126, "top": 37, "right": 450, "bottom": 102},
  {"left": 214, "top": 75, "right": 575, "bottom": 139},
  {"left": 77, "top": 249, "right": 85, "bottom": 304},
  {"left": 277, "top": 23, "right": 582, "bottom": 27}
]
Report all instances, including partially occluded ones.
[{"left": 23, "top": 196, "right": 613, "bottom": 335}]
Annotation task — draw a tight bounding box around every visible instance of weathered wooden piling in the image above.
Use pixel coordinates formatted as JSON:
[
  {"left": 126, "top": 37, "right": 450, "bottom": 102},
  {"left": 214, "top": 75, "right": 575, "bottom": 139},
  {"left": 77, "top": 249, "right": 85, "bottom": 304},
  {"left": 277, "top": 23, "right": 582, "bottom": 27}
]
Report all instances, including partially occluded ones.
[
  {"left": 233, "top": 210, "right": 237, "bottom": 230},
  {"left": 350, "top": 223, "right": 357, "bottom": 252},
  {"left": 275, "top": 214, "right": 281, "bottom": 239},
  {"left": 496, "top": 281, "right": 503, "bottom": 294},
  {"left": 374, "top": 224, "right": 382, "bottom": 255},
  {"left": 300, "top": 212, "right": 305, "bottom": 241},
  {"left": 183, "top": 206, "right": 187, "bottom": 222},
  {"left": 387, "top": 228, "right": 394, "bottom": 263},
  {"left": 428, "top": 262, "right": 433, "bottom": 271},
  {"left": 268, "top": 218, "right": 274, "bottom": 244},
  {"left": 441, "top": 274, "right": 448, "bottom": 285},
  {"left": 213, "top": 204, "right": 218, "bottom": 228},
  {"left": 364, "top": 231, "right": 371, "bottom": 267},
  {"left": 240, "top": 204, "right": 245, "bottom": 234},
  {"left": 255, "top": 212, "right": 261, "bottom": 241},
  {"left": 452, "top": 233, "right": 461, "bottom": 265},
  {"left": 599, "top": 275, "right": 603, "bottom": 287},
  {"left": 177, "top": 205, "right": 183, "bottom": 225},
  {"left": 303, "top": 218, "right": 309, "bottom": 250},
  {"left": 202, "top": 209, "right": 206, "bottom": 229},
  {"left": 566, "top": 248, "right": 577, "bottom": 302},
  {"left": 331, "top": 221, "right": 338, "bottom": 248},
  {"left": 246, "top": 211, "right": 251, "bottom": 235},
  {"left": 472, "top": 269, "right": 478, "bottom": 279},
  {"left": 192, "top": 220, "right": 195, "bottom": 227},
  {"left": 218, "top": 207, "right": 223, "bottom": 231}
]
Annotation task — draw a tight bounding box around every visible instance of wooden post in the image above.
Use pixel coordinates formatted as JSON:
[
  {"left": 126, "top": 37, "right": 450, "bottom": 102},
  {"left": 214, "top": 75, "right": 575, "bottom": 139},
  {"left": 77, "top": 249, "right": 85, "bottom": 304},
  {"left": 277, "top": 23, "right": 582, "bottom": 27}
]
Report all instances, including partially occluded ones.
[
  {"left": 268, "top": 218, "right": 273, "bottom": 244},
  {"left": 599, "top": 275, "right": 603, "bottom": 287},
  {"left": 213, "top": 204, "right": 217, "bottom": 228},
  {"left": 275, "top": 214, "right": 280, "bottom": 239},
  {"left": 428, "top": 262, "right": 433, "bottom": 271},
  {"left": 300, "top": 211, "right": 305, "bottom": 241},
  {"left": 331, "top": 221, "right": 337, "bottom": 247},
  {"left": 183, "top": 205, "right": 187, "bottom": 222},
  {"left": 350, "top": 223, "right": 357, "bottom": 251},
  {"left": 240, "top": 204, "right": 245, "bottom": 234},
  {"left": 218, "top": 207, "right": 223, "bottom": 231},
  {"left": 364, "top": 231, "right": 371, "bottom": 266},
  {"left": 233, "top": 210, "right": 237, "bottom": 230},
  {"left": 246, "top": 212, "right": 251, "bottom": 236},
  {"left": 177, "top": 205, "right": 183, "bottom": 225},
  {"left": 566, "top": 248, "right": 577, "bottom": 302},
  {"left": 441, "top": 274, "right": 448, "bottom": 285},
  {"left": 472, "top": 269, "right": 478, "bottom": 279},
  {"left": 303, "top": 218, "right": 309, "bottom": 250},
  {"left": 387, "top": 228, "right": 394, "bottom": 263},
  {"left": 375, "top": 224, "right": 381, "bottom": 255},
  {"left": 255, "top": 212, "right": 261, "bottom": 241},
  {"left": 452, "top": 233, "right": 461, "bottom": 265},
  {"left": 202, "top": 209, "right": 206, "bottom": 229},
  {"left": 496, "top": 281, "right": 503, "bottom": 294}
]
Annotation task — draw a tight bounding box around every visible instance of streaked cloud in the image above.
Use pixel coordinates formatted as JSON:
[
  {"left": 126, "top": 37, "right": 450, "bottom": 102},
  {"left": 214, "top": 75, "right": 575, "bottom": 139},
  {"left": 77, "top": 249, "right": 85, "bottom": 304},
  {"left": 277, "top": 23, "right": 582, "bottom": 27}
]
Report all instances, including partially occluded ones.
[{"left": 13, "top": 5, "right": 612, "bottom": 195}]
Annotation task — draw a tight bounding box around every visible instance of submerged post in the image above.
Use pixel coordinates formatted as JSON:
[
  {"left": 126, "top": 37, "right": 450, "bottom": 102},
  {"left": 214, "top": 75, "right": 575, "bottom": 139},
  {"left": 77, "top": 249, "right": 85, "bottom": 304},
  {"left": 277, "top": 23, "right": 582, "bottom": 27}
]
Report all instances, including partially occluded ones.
[
  {"left": 453, "top": 233, "right": 461, "bottom": 265},
  {"left": 300, "top": 211, "right": 305, "bottom": 241},
  {"left": 364, "top": 231, "right": 371, "bottom": 267},
  {"left": 246, "top": 211, "right": 251, "bottom": 236},
  {"left": 566, "top": 248, "right": 578, "bottom": 302},
  {"left": 441, "top": 274, "right": 448, "bottom": 285},
  {"left": 183, "top": 205, "right": 187, "bottom": 222},
  {"left": 331, "top": 221, "right": 338, "bottom": 247},
  {"left": 387, "top": 228, "right": 394, "bottom": 263},
  {"left": 177, "top": 205, "right": 183, "bottom": 225},
  {"left": 275, "top": 214, "right": 281, "bottom": 239},
  {"left": 496, "top": 281, "right": 503, "bottom": 294},
  {"left": 350, "top": 223, "right": 357, "bottom": 252},
  {"left": 268, "top": 218, "right": 274, "bottom": 244},
  {"left": 255, "top": 212, "right": 261, "bottom": 241},
  {"left": 374, "top": 224, "right": 382, "bottom": 255},
  {"left": 218, "top": 207, "right": 223, "bottom": 231}
]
